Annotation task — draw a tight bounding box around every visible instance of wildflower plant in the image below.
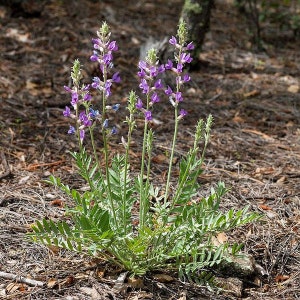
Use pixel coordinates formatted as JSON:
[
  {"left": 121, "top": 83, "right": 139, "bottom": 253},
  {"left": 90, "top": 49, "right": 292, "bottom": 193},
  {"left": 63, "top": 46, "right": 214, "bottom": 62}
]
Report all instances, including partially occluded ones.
[{"left": 29, "top": 21, "right": 259, "bottom": 281}]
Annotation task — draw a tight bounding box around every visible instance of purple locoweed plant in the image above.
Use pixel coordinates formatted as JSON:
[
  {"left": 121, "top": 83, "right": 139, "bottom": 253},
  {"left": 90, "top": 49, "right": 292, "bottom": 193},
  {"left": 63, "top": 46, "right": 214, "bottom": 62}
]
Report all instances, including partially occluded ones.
[{"left": 29, "top": 20, "right": 260, "bottom": 281}]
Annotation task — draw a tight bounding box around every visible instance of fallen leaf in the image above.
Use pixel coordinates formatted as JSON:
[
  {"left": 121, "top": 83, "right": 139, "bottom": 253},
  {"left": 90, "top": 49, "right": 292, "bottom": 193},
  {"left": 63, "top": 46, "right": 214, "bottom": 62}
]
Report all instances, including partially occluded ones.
[
  {"left": 152, "top": 154, "right": 168, "bottom": 164},
  {"left": 287, "top": 85, "right": 299, "bottom": 93},
  {"left": 50, "top": 199, "right": 64, "bottom": 207},
  {"left": 258, "top": 204, "right": 272, "bottom": 211},
  {"left": 80, "top": 287, "right": 101, "bottom": 299},
  {"left": 47, "top": 278, "right": 58, "bottom": 289},
  {"left": 275, "top": 274, "right": 290, "bottom": 283},
  {"left": 128, "top": 276, "right": 144, "bottom": 289},
  {"left": 217, "top": 232, "right": 228, "bottom": 244},
  {"left": 6, "top": 282, "right": 21, "bottom": 294},
  {"left": 276, "top": 176, "right": 286, "bottom": 185},
  {"left": 153, "top": 274, "right": 174, "bottom": 283}
]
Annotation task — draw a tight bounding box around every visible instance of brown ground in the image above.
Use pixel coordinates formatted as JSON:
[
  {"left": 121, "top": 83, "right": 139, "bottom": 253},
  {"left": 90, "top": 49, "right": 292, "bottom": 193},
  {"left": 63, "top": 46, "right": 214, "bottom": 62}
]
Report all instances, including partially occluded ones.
[{"left": 0, "top": 0, "right": 300, "bottom": 299}]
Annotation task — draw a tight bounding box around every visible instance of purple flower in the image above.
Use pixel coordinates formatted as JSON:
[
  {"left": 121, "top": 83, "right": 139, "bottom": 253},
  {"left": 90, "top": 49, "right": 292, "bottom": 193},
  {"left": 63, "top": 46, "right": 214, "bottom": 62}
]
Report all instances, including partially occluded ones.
[
  {"left": 138, "top": 61, "right": 147, "bottom": 70},
  {"left": 165, "top": 86, "right": 173, "bottom": 96},
  {"left": 176, "top": 63, "right": 183, "bottom": 74},
  {"left": 158, "top": 64, "right": 165, "bottom": 73},
  {"left": 68, "top": 125, "right": 75, "bottom": 135},
  {"left": 90, "top": 51, "right": 99, "bottom": 62},
  {"left": 84, "top": 93, "right": 92, "bottom": 102},
  {"left": 104, "top": 81, "right": 112, "bottom": 97},
  {"left": 92, "top": 38, "right": 101, "bottom": 46},
  {"left": 108, "top": 41, "right": 118, "bottom": 51},
  {"left": 71, "top": 92, "right": 79, "bottom": 107},
  {"left": 169, "top": 36, "right": 177, "bottom": 45},
  {"left": 180, "top": 53, "right": 192, "bottom": 64},
  {"left": 183, "top": 74, "right": 191, "bottom": 82},
  {"left": 64, "top": 86, "right": 72, "bottom": 92},
  {"left": 179, "top": 109, "right": 188, "bottom": 117},
  {"left": 89, "top": 108, "right": 100, "bottom": 119},
  {"left": 112, "top": 72, "right": 121, "bottom": 83},
  {"left": 139, "top": 79, "right": 149, "bottom": 94},
  {"left": 165, "top": 59, "right": 173, "bottom": 70},
  {"left": 80, "top": 129, "right": 85, "bottom": 142},
  {"left": 112, "top": 104, "right": 120, "bottom": 111},
  {"left": 149, "top": 66, "right": 158, "bottom": 77},
  {"left": 186, "top": 42, "right": 194, "bottom": 50},
  {"left": 137, "top": 68, "right": 146, "bottom": 78},
  {"left": 111, "top": 126, "right": 117, "bottom": 135},
  {"left": 136, "top": 98, "right": 143, "bottom": 109},
  {"left": 103, "top": 119, "right": 109, "bottom": 128},
  {"left": 79, "top": 112, "right": 92, "bottom": 127},
  {"left": 154, "top": 79, "right": 163, "bottom": 89},
  {"left": 151, "top": 92, "right": 160, "bottom": 104},
  {"left": 63, "top": 106, "right": 71, "bottom": 117},
  {"left": 144, "top": 110, "right": 152, "bottom": 121},
  {"left": 103, "top": 53, "right": 113, "bottom": 65},
  {"left": 82, "top": 84, "right": 90, "bottom": 91},
  {"left": 175, "top": 92, "right": 183, "bottom": 102},
  {"left": 92, "top": 77, "right": 101, "bottom": 89}
]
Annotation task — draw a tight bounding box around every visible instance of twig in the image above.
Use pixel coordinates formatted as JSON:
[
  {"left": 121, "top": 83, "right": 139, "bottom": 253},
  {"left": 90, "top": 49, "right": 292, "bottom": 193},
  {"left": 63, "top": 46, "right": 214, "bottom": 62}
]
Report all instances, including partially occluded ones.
[{"left": 0, "top": 271, "right": 45, "bottom": 287}]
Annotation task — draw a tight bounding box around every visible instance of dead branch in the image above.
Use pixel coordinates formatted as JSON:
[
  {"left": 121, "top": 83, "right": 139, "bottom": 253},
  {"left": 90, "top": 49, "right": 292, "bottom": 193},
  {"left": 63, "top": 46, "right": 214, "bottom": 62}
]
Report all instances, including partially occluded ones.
[{"left": 0, "top": 271, "right": 45, "bottom": 287}]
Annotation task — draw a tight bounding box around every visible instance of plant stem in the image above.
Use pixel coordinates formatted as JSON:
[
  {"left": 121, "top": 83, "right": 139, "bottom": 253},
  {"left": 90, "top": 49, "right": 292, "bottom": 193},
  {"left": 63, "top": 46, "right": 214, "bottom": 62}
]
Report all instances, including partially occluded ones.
[
  {"left": 164, "top": 105, "right": 179, "bottom": 205},
  {"left": 102, "top": 67, "right": 118, "bottom": 230},
  {"left": 122, "top": 113, "right": 134, "bottom": 235}
]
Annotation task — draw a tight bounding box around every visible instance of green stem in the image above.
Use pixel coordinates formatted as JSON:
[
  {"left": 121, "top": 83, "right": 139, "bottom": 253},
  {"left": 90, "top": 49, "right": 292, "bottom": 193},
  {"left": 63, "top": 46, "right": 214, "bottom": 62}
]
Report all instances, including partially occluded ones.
[
  {"left": 101, "top": 66, "right": 118, "bottom": 230},
  {"left": 122, "top": 115, "right": 134, "bottom": 235},
  {"left": 164, "top": 105, "right": 179, "bottom": 206},
  {"left": 139, "top": 94, "right": 151, "bottom": 229}
]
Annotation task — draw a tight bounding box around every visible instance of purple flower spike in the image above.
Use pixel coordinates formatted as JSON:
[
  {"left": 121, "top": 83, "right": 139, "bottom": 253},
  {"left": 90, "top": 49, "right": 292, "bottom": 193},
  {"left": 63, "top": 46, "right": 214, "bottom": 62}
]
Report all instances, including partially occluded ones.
[
  {"left": 169, "top": 36, "right": 177, "bottom": 45},
  {"left": 144, "top": 110, "right": 153, "bottom": 121},
  {"left": 151, "top": 92, "right": 160, "bottom": 104},
  {"left": 68, "top": 125, "right": 75, "bottom": 135},
  {"left": 63, "top": 106, "right": 71, "bottom": 117},
  {"left": 136, "top": 98, "right": 143, "bottom": 110}
]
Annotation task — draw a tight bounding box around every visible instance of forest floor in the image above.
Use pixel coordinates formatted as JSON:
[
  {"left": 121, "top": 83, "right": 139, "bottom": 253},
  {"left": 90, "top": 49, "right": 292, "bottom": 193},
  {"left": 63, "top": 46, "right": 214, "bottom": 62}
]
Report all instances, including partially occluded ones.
[{"left": 0, "top": 0, "right": 300, "bottom": 299}]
